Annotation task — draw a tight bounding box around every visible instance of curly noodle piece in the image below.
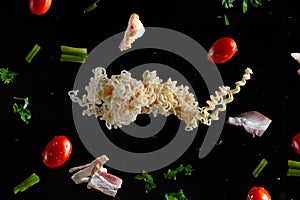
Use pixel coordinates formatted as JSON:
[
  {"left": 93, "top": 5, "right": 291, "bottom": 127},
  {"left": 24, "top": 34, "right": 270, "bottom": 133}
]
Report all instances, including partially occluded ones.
[
  {"left": 68, "top": 67, "right": 253, "bottom": 131},
  {"left": 198, "top": 68, "right": 253, "bottom": 126}
]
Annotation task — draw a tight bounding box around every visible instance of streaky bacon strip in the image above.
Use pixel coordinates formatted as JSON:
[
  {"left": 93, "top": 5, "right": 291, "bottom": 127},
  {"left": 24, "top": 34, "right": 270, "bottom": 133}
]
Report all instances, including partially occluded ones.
[
  {"left": 98, "top": 171, "right": 123, "bottom": 187},
  {"left": 291, "top": 53, "right": 300, "bottom": 64},
  {"left": 69, "top": 155, "right": 109, "bottom": 184},
  {"left": 226, "top": 110, "right": 272, "bottom": 137},
  {"left": 69, "top": 155, "right": 123, "bottom": 197},
  {"left": 290, "top": 53, "right": 300, "bottom": 75},
  {"left": 87, "top": 171, "right": 123, "bottom": 197}
]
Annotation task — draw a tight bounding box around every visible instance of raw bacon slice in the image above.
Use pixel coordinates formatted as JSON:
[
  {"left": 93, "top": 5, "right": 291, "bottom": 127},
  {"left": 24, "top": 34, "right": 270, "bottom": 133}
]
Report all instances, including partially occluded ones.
[
  {"left": 226, "top": 111, "right": 272, "bottom": 137},
  {"left": 69, "top": 155, "right": 109, "bottom": 184},
  {"left": 69, "top": 155, "right": 123, "bottom": 197},
  {"left": 87, "top": 171, "right": 123, "bottom": 197},
  {"left": 290, "top": 53, "right": 300, "bottom": 75},
  {"left": 119, "top": 13, "right": 145, "bottom": 51},
  {"left": 291, "top": 53, "right": 300, "bottom": 64}
]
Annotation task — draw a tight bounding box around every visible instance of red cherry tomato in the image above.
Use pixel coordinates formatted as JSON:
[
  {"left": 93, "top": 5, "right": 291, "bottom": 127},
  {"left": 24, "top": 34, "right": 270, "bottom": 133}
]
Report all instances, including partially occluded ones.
[
  {"left": 29, "top": 0, "right": 52, "bottom": 15},
  {"left": 207, "top": 37, "right": 238, "bottom": 64},
  {"left": 42, "top": 135, "right": 72, "bottom": 168},
  {"left": 292, "top": 132, "right": 300, "bottom": 154},
  {"left": 247, "top": 186, "right": 271, "bottom": 200}
]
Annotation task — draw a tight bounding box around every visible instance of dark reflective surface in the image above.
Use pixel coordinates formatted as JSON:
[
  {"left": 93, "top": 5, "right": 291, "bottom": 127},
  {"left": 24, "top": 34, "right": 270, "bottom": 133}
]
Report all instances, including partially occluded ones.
[{"left": 1, "top": 0, "right": 300, "bottom": 199}]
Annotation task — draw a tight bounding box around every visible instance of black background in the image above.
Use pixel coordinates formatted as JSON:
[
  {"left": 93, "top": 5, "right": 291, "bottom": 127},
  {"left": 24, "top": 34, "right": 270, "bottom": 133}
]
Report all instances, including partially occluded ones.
[{"left": 1, "top": 0, "right": 300, "bottom": 199}]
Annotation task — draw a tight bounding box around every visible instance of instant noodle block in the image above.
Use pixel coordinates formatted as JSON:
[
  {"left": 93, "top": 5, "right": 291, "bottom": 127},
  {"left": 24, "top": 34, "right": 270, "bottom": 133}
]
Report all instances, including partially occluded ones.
[{"left": 68, "top": 67, "right": 252, "bottom": 131}]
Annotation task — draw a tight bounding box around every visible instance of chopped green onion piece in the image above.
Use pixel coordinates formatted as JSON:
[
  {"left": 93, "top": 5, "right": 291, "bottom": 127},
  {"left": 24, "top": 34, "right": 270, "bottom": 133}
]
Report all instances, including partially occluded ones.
[
  {"left": 61, "top": 45, "right": 88, "bottom": 57},
  {"left": 25, "top": 44, "right": 41, "bottom": 63},
  {"left": 60, "top": 54, "right": 86, "bottom": 63},
  {"left": 243, "top": 0, "right": 248, "bottom": 14},
  {"left": 288, "top": 160, "right": 300, "bottom": 169},
  {"left": 224, "top": 14, "right": 230, "bottom": 25},
  {"left": 84, "top": 0, "right": 101, "bottom": 13},
  {"left": 14, "top": 173, "right": 40, "bottom": 194},
  {"left": 252, "top": 158, "right": 268, "bottom": 178},
  {"left": 287, "top": 168, "right": 300, "bottom": 177}
]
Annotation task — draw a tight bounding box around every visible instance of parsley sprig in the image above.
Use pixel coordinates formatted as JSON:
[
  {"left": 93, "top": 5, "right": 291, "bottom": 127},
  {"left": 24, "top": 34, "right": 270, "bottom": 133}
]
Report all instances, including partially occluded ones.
[
  {"left": 222, "top": 0, "right": 235, "bottom": 9},
  {"left": 222, "top": 0, "right": 268, "bottom": 13},
  {"left": 164, "top": 164, "right": 194, "bottom": 180},
  {"left": 165, "top": 189, "right": 189, "bottom": 200},
  {"left": 222, "top": 0, "right": 271, "bottom": 25},
  {"left": 0, "top": 67, "right": 17, "bottom": 84},
  {"left": 13, "top": 97, "right": 31, "bottom": 124},
  {"left": 134, "top": 170, "right": 157, "bottom": 193}
]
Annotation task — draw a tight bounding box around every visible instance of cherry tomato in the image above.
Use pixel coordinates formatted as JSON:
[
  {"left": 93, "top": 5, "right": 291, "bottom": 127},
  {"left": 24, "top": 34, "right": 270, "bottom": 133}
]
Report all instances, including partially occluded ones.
[
  {"left": 292, "top": 132, "right": 300, "bottom": 154},
  {"left": 42, "top": 135, "right": 72, "bottom": 168},
  {"left": 247, "top": 186, "right": 271, "bottom": 200},
  {"left": 29, "top": 0, "right": 52, "bottom": 15},
  {"left": 207, "top": 37, "right": 238, "bottom": 64}
]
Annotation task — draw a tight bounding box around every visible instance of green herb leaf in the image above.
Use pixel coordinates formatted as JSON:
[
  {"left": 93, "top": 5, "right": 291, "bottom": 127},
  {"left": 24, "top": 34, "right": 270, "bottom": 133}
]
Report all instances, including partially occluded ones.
[
  {"left": 222, "top": 0, "right": 269, "bottom": 20},
  {"left": 0, "top": 67, "right": 17, "bottom": 84},
  {"left": 164, "top": 164, "right": 194, "bottom": 180},
  {"left": 165, "top": 189, "right": 189, "bottom": 200},
  {"left": 222, "top": 0, "right": 235, "bottom": 9},
  {"left": 13, "top": 97, "right": 31, "bottom": 124},
  {"left": 250, "top": 0, "right": 262, "bottom": 7},
  {"left": 134, "top": 170, "right": 156, "bottom": 193},
  {"left": 184, "top": 164, "right": 194, "bottom": 176},
  {"left": 14, "top": 173, "right": 40, "bottom": 194}
]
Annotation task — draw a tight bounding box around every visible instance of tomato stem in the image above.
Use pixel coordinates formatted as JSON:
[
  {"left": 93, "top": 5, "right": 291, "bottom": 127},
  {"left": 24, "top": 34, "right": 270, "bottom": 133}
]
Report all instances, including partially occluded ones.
[
  {"left": 252, "top": 158, "right": 268, "bottom": 178},
  {"left": 25, "top": 44, "right": 41, "bottom": 63}
]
